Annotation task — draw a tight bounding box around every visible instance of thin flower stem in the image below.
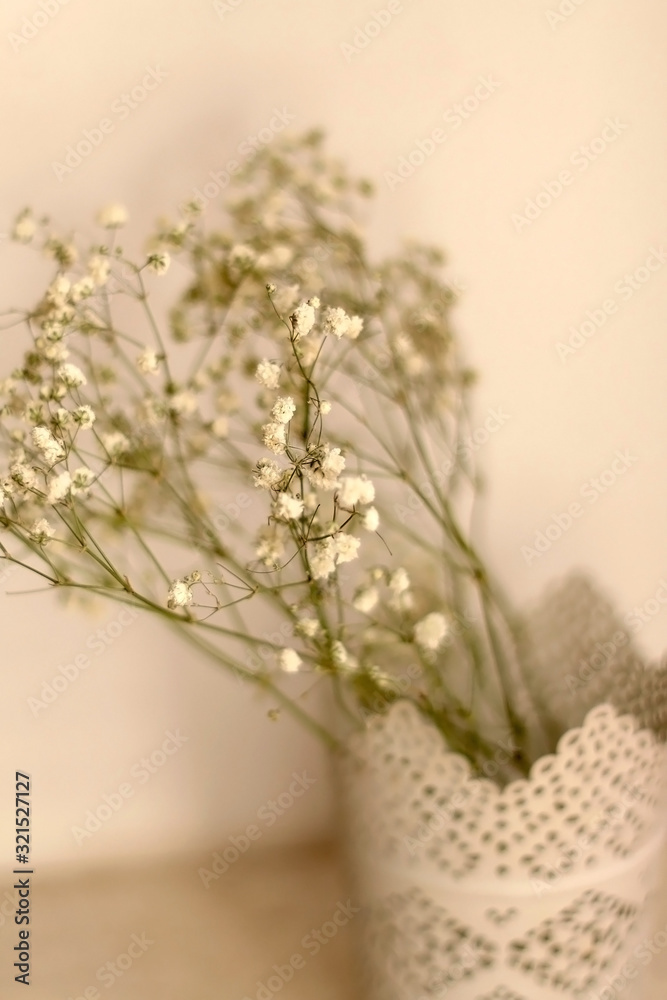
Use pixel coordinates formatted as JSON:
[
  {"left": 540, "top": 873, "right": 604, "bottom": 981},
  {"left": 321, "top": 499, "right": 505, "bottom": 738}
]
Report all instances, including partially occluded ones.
[{"left": 178, "top": 626, "right": 340, "bottom": 750}]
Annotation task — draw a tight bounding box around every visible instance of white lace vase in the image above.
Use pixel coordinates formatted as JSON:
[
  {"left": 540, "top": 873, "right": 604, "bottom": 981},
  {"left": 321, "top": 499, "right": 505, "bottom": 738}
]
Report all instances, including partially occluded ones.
[{"left": 343, "top": 700, "right": 667, "bottom": 999}]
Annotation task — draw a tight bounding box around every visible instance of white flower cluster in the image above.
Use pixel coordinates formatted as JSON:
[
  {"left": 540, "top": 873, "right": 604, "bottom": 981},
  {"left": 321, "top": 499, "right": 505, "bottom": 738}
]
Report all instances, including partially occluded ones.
[
  {"left": 88, "top": 256, "right": 110, "bottom": 287},
  {"left": 305, "top": 445, "right": 345, "bottom": 490},
  {"left": 255, "top": 360, "right": 281, "bottom": 390},
  {"left": 351, "top": 565, "right": 413, "bottom": 618},
  {"left": 331, "top": 640, "right": 358, "bottom": 673},
  {"left": 73, "top": 405, "right": 96, "bottom": 428},
  {"left": 167, "top": 579, "right": 193, "bottom": 609},
  {"left": 211, "top": 416, "right": 228, "bottom": 439},
  {"left": 57, "top": 364, "right": 87, "bottom": 389},
  {"left": 137, "top": 348, "right": 160, "bottom": 375},
  {"left": 46, "top": 471, "right": 68, "bottom": 503},
  {"left": 414, "top": 612, "right": 450, "bottom": 651},
  {"left": 337, "top": 475, "right": 375, "bottom": 507},
  {"left": 29, "top": 517, "right": 55, "bottom": 545},
  {"left": 46, "top": 275, "right": 71, "bottom": 305},
  {"left": 12, "top": 210, "right": 36, "bottom": 243},
  {"left": 352, "top": 585, "right": 379, "bottom": 613},
  {"left": 278, "top": 648, "right": 302, "bottom": 673},
  {"left": 169, "top": 391, "right": 198, "bottom": 417},
  {"left": 271, "top": 396, "right": 296, "bottom": 424},
  {"left": 272, "top": 493, "right": 303, "bottom": 522},
  {"left": 262, "top": 421, "right": 286, "bottom": 455},
  {"left": 323, "top": 306, "right": 363, "bottom": 340},
  {"left": 309, "top": 532, "right": 360, "bottom": 580},
  {"left": 253, "top": 458, "right": 283, "bottom": 490},
  {"left": 43, "top": 466, "right": 95, "bottom": 505},
  {"left": 97, "top": 204, "right": 128, "bottom": 229},
  {"left": 228, "top": 244, "right": 256, "bottom": 270},
  {"left": 388, "top": 567, "right": 413, "bottom": 612},
  {"left": 255, "top": 525, "right": 284, "bottom": 567},
  {"left": 0, "top": 140, "right": 497, "bottom": 764},
  {"left": 289, "top": 297, "right": 319, "bottom": 339},
  {"left": 295, "top": 617, "right": 320, "bottom": 638},
  {"left": 10, "top": 463, "right": 37, "bottom": 490},
  {"left": 361, "top": 507, "right": 379, "bottom": 531},
  {"left": 32, "top": 426, "right": 64, "bottom": 465},
  {"left": 102, "top": 432, "right": 130, "bottom": 459},
  {"left": 146, "top": 251, "right": 170, "bottom": 275}
]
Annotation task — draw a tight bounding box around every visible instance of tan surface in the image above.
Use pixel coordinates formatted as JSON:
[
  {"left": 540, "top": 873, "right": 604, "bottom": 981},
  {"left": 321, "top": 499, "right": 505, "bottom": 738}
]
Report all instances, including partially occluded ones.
[{"left": 21, "top": 842, "right": 362, "bottom": 999}]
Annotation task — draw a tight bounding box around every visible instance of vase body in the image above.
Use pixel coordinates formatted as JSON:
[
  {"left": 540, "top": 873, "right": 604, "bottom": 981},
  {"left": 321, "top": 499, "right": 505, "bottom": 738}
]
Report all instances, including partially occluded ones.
[{"left": 342, "top": 701, "right": 667, "bottom": 1000}]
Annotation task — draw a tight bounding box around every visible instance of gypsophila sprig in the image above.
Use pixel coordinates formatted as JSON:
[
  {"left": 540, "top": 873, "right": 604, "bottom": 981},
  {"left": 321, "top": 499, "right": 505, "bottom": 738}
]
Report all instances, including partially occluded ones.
[
  {"left": 278, "top": 648, "right": 302, "bottom": 674},
  {"left": 253, "top": 458, "right": 284, "bottom": 490},
  {"left": 32, "top": 426, "right": 64, "bottom": 465},
  {"left": 0, "top": 129, "right": 542, "bottom": 777},
  {"left": 338, "top": 475, "right": 375, "bottom": 508},
  {"left": 323, "top": 306, "right": 363, "bottom": 340},
  {"left": 97, "top": 203, "right": 128, "bottom": 229},
  {"left": 46, "top": 471, "right": 72, "bottom": 504},
  {"left": 29, "top": 518, "right": 55, "bottom": 545},
  {"left": 146, "top": 251, "right": 170, "bottom": 275},
  {"left": 57, "top": 364, "right": 87, "bottom": 389},
  {"left": 73, "top": 406, "right": 95, "bottom": 428},
  {"left": 12, "top": 210, "right": 36, "bottom": 243},
  {"left": 414, "top": 612, "right": 450, "bottom": 652},
  {"left": 137, "top": 348, "right": 160, "bottom": 375},
  {"left": 289, "top": 300, "right": 316, "bottom": 339},
  {"left": 255, "top": 360, "right": 281, "bottom": 390},
  {"left": 271, "top": 396, "right": 296, "bottom": 425},
  {"left": 167, "top": 579, "right": 193, "bottom": 609},
  {"left": 272, "top": 493, "right": 304, "bottom": 522}
]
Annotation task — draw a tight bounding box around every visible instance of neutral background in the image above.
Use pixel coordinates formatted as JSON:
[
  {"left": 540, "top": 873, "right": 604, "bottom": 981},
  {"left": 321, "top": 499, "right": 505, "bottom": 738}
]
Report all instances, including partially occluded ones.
[{"left": 1, "top": 0, "right": 666, "bottom": 878}]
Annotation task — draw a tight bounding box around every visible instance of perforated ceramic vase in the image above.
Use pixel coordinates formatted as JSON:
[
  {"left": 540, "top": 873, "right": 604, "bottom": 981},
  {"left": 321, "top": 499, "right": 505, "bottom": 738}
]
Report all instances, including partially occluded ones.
[
  {"left": 343, "top": 700, "right": 667, "bottom": 1000},
  {"left": 341, "top": 578, "right": 667, "bottom": 1000}
]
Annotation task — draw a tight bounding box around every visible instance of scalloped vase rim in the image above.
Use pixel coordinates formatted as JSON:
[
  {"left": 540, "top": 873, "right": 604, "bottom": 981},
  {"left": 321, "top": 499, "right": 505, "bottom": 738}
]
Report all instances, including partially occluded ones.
[{"left": 351, "top": 698, "right": 665, "bottom": 796}]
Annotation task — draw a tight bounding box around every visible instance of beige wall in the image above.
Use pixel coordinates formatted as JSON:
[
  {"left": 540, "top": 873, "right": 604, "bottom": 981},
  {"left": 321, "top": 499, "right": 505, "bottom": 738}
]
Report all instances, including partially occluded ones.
[{"left": 1, "top": 0, "right": 666, "bottom": 868}]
